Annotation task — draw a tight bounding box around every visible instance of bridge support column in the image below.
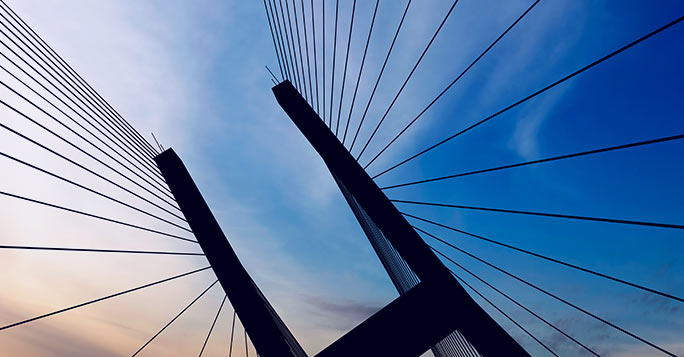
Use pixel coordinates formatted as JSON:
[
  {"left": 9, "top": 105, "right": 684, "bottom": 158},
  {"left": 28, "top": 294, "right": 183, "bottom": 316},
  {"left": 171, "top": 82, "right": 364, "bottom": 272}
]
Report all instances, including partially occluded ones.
[
  {"left": 273, "top": 80, "right": 528, "bottom": 356},
  {"left": 155, "top": 149, "right": 306, "bottom": 357}
]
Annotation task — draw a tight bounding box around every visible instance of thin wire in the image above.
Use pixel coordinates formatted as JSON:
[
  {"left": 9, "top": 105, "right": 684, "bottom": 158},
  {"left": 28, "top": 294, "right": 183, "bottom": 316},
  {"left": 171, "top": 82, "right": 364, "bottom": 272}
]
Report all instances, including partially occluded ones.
[
  {"left": 0, "top": 150, "right": 191, "bottom": 233},
  {"left": 283, "top": 0, "right": 303, "bottom": 92},
  {"left": 0, "top": 50, "right": 174, "bottom": 198},
  {"left": 229, "top": 310, "right": 237, "bottom": 357},
  {"left": 322, "top": 0, "right": 327, "bottom": 126},
  {"left": 4, "top": 15, "right": 161, "bottom": 164},
  {"left": 435, "top": 246, "right": 595, "bottom": 357},
  {"left": 349, "top": 0, "right": 412, "bottom": 152},
  {"left": 392, "top": 199, "right": 684, "bottom": 230},
  {"left": 0, "top": 0, "right": 161, "bottom": 157},
  {"left": 434, "top": 248, "right": 600, "bottom": 357},
  {"left": 265, "top": 65, "right": 279, "bottom": 83},
  {"left": 199, "top": 295, "right": 228, "bottom": 357},
  {"left": 342, "top": 0, "right": 379, "bottom": 146},
  {"left": 374, "top": 15, "right": 684, "bottom": 177},
  {"left": 415, "top": 226, "right": 677, "bottom": 356},
  {"left": 291, "top": 0, "right": 309, "bottom": 102},
  {"left": 0, "top": 266, "right": 211, "bottom": 331},
  {"left": 132, "top": 280, "right": 219, "bottom": 356},
  {"left": 0, "top": 16, "right": 161, "bottom": 173},
  {"left": 447, "top": 267, "right": 557, "bottom": 356},
  {"left": 0, "top": 245, "right": 203, "bottom": 256},
  {"left": 300, "top": 0, "right": 314, "bottom": 103},
  {"left": 264, "top": 0, "right": 285, "bottom": 79},
  {"left": 0, "top": 112, "right": 185, "bottom": 222},
  {"left": 151, "top": 132, "right": 164, "bottom": 152},
  {"left": 328, "top": 0, "right": 340, "bottom": 131},
  {"left": 0, "top": 66, "right": 179, "bottom": 207},
  {"left": 278, "top": 0, "right": 301, "bottom": 90},
  {"left": 310, "top": 0, "right": 320, "bottom": 115},
  {"left": 0, "top": 0, "right": 159, "bottom": 158},
  {"left": 440, "top": 255, "right": 598, "bottom": 356},
  {"left": 245, "top": 329, "right": 249, "bottom": 357},
  {"left": 334, "top": 0, "right": 357, "bottom": 137},
  {"left": 366, "top": 0, "right": 542, "bottom": 171},
  {"left": 357, "top": 0, "right": 460, "bottom": 162},
  {"left": 380, "top": 133, "right": 684, "bottom": 187},
  {"left": 270, "top": 0, "right": 293, "bottom": 81},
  {"left": 0, "top": 27, "right": 165, "bottom": 183},
  {"left": 264, "top": 0, "right": 285, "bottom": 80},
  {"left": 0, "top": 190, "right": 197, "bottom": 243},
  {"left": 404, "top": 212, "right": 684, "bottom": 303}
]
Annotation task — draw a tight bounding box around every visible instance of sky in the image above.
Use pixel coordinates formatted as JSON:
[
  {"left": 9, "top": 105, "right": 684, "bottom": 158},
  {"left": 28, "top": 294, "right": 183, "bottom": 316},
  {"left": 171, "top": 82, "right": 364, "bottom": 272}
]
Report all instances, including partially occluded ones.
[{"left": 0, "top": 0, "right": 682, "bottom": 356}]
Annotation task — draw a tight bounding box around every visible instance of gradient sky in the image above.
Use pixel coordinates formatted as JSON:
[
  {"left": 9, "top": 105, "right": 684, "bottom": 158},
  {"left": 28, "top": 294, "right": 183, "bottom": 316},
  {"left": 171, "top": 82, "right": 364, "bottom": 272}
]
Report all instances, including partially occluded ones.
[{"left": 0, "top": 0, "right": 683, "bottom": 356}]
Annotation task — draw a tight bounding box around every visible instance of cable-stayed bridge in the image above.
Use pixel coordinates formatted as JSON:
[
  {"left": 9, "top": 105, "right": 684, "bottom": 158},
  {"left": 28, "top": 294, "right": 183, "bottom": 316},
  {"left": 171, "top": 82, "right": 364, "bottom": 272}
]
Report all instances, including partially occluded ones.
[{"left": 0, "top": 0, "right": 683, "bottom": 356}]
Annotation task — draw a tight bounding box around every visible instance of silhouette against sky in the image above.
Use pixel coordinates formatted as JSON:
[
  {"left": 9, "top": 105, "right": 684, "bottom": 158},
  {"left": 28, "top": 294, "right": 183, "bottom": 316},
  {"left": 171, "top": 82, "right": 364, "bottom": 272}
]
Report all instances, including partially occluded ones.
[{"left": 0, "top": 0, "right": 682, "bottom": 356}]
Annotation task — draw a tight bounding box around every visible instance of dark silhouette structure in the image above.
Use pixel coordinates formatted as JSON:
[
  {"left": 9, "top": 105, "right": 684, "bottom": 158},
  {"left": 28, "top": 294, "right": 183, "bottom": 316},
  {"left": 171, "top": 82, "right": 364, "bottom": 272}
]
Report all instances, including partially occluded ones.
[
  {"left": 152, "top": 81, "right": 529, "bottom": 356},
  {"left": 155, "top": 149, "right": 307, "bottom": 357},
  {"left": 273, "top": 80, "right": 529, "bottom": 356},
  {"left": 1, "top": 1, "right": 682, "bottom": 356}
]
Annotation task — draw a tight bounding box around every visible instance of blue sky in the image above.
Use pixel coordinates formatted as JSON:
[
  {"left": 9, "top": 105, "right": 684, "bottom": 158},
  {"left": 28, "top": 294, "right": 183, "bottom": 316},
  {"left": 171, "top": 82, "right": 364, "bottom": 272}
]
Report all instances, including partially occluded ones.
[{"left": 0, "top": 0, "right": 682, "bottom": 356}]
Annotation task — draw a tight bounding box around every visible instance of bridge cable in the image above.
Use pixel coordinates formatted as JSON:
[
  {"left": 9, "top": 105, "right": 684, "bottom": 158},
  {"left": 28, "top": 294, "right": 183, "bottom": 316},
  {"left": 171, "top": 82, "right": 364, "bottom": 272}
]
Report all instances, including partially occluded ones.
[
  {"left": 0, "top": 245, "right": 203, "bottom": 256},
  {"left": 263, "top": 0, "right": 285, "bottom": 80},
  {"left": 0, "top": 266, "right": 210, "bottom": 331},
  {"left": 199, "top": 295, "right": 228, "bottom": 357},
  {"left": 373, "top": 14, "right": 684, "bottom": 178},
  {"left": 281, "top": 0, "right": 303, "bottom": 93},
  {"left": 0, "top": 66, "right": 179, "bottom": 206},
  {"left": 322, "top": 0, "right": 327, "bottom": 126},
  {"left": 448, "top": 265, "right": 558, "bottom": 356},
  {"left": 5, "top": 79, "right": 179, "bottom": 200},
  {"left": 381, "top": 133, "right": 684, "bottom": 188},
  {"left": 0, "top": 150, "right": 191, "bottom": 232},
  {"left": 334, "top": 0, "right": 356, "bottom": 137},
  {"left": 432, "top": 248, "right": 600, "bottom": 356},
  {"left": 0, "top": 50, "right": 174, "bottom": 198},
  {"left": 328, "top": 0, "right": 340, "bottom": 130},
  {"left": 299, "top": 0, "right": 314, "bottom": 104},
  {"left": 265, "top": 65, "right": 279, "bottom": 83},
  {"left": 0, "top": 0, "right": 161, "bottom": 157},
  {"left": 229, "top": 310, "right": 237, "bottom": 357},
  {"left": 0, "top": 112, "right": 185, "bottom": 221},
  {"left": 290, "top": 0, "right": 309, "bottom": 102},
  {"left": 269, "top": 0, "right": 293, "bottom": 82},
  {"left": 393, "top": 199, "right": 684, "bottom": 230},
  {"left": 404, "top": 212, "right": 684, "bottom": 303},
  {"left": 276, "top": 0, "right": 299, "bottom": 89},
  {"left": 0, "top": 10, "right": 161, "bottom": 165},
  {"left": 0, "top": 77, "right": 182, "bottom": 213},
  {"left": 0, "top": 190, "right": 197, "bottom": 243},
  {"left": 342, "top": 0, "right": 379, "bottom": 146},
  {"left": 0, "top": 12, "right": 159, "bottom": 163},
  {"left": 356, "top": 0, "right": 461, "bottom": 161},
  {"left": 309, "top": 0, "right": 320, "bottom": 115},
  {"left": 131, "top": 280, "right": 219, "bottom": 357},
  {"left": 245, "top": 329, "right": 249, "bottom": 357},
  {"left": 348, "top": 0, "right": 412, "bottom": 152},
  {"left": 0, "top": 26, "right": 166, "bottom": 183},
  {"left": 273, "top": 0, "right": 293, "bottom": 81},
  {"left": 415, "top": 226, "right": 677, "bottom": 356},
  {"left": 365, "top": 0, "right": 542, "bottom": 171}
]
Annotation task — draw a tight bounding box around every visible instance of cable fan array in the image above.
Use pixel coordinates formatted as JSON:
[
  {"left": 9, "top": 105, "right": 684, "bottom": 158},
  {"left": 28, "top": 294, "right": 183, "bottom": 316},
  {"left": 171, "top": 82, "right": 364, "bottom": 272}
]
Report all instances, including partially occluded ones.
[
  {"left": 0, "top": 1, "right": 259, "bottom": 355},
  {"left": 264, "top": 0, "right": 684, "bottom": 355}
]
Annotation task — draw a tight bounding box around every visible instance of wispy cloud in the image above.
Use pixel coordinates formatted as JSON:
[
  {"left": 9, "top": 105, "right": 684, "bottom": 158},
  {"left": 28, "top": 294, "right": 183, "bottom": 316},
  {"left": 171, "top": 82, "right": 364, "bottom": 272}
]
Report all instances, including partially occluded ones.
[{"left": 303, "top": 294, "right": 383, "bottom": 331}]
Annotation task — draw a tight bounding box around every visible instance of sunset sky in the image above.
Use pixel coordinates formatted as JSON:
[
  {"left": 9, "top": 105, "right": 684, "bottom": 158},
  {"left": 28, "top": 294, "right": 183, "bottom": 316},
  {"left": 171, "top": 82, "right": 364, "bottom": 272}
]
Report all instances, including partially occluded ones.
[{"left": 0, "top": 0, "right": 683, "bottom": 356}]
